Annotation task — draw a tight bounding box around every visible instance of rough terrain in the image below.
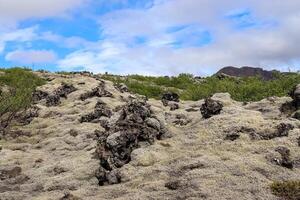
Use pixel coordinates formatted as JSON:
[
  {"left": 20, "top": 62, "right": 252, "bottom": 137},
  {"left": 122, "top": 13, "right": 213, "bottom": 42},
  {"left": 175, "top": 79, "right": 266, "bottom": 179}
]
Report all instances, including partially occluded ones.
[{"left": 0, "top": 72, "right": 299, "bottom": 200}]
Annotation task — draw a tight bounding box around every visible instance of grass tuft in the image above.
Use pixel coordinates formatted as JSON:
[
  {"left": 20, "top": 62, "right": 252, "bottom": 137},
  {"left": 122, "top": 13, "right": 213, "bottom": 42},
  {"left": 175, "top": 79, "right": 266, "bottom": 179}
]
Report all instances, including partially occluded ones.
[{"left": 270, "top": 180, "right": 300, "bottom": 200}]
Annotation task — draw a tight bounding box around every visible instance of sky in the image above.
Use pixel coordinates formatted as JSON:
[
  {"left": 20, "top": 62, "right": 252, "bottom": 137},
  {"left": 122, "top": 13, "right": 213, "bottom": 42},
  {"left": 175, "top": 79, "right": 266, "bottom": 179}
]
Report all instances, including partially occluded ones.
[{"left": 0, "top": 0, "right": 300, "bottom": 76}]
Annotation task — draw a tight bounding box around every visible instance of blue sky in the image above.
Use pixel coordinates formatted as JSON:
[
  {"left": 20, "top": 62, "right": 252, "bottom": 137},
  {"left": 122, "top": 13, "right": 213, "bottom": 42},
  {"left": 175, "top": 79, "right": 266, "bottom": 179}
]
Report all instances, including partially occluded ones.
[{"left": 0, "top": 0, "right": 299, "bottom": 75}]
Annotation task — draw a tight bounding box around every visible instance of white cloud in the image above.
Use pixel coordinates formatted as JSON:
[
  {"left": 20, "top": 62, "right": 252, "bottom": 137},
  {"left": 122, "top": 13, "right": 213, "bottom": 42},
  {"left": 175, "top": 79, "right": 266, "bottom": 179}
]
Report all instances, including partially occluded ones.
[
  {"left": 0, "top": 0, "right": 88, "bottom": 23},
  {"left": 57, "top": 0, "right": 300, "bottom": 75},
  {"left": 5, "top": 50, "right": 58, "bottom": 64},
  {"left": 0, "top": 26, "right": 38, "bottom": 53}
]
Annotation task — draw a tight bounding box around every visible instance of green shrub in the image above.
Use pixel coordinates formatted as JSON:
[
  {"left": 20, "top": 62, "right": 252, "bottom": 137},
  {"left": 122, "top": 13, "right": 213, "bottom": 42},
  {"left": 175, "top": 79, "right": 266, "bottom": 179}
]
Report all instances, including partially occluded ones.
[
  {"left": 102, "top": 72, "right": 300, "bottom": 102},
  {"left": 0, "top": 68, "right": 45, "bottom": 128},
  {"left": 270, "top": 180, "right": 300, "bottom": 200}
]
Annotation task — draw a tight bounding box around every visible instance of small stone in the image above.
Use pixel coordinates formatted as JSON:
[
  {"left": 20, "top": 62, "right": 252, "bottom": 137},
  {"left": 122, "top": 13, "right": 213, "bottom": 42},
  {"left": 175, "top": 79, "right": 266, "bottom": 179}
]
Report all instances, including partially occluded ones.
[
  {"left": 165, "top": 180, "right": 181, "bottom": 190},
  {"left": 225, "top": 133, "right": 240, "bottom": 141}
]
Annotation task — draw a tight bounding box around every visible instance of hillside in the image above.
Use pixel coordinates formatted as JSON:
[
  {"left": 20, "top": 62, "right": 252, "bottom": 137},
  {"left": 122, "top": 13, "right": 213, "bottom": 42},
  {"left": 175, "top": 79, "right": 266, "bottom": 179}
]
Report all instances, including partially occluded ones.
[
  {"left": 216, "top": 66, "right": 279, "bottom": 80},
  {"left": 0, "top": 69, "right": 300, "bottom": 200}
]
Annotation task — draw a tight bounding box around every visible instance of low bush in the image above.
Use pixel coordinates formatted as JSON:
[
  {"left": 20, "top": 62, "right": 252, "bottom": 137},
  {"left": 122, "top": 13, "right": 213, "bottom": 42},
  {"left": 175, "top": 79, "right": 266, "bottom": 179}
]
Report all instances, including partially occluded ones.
[
  {"left": 270, "top": 180, "right": 300, "bottom": 200},
  {"left": 0, "top": 68, "right": 45, "bottom": 129},
  {"left": 102, "top": 72, "right": 300, "bottom": 102}
]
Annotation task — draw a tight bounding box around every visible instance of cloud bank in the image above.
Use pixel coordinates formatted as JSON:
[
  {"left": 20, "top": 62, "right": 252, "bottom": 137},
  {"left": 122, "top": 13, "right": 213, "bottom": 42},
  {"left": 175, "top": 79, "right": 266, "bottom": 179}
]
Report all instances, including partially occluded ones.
[{"left": 0, "top": 0, "right": 299, "bottom": 75}]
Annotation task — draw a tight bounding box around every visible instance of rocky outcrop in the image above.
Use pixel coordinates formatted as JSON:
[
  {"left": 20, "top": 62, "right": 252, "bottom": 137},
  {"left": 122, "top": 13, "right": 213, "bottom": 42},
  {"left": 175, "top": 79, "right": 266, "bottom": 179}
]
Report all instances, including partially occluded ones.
[
  {"left": 200, "top": 97, "right": 223, "bottom": 119},
  {"left": 1, "top": 72, "right": 300, "bottom": 200},
  {"left": 95, "top": 100, "right": 167, "bottom": 185},
  {"left": 161, "top": 92, "right": 180, "bottom": 111},
  {"left": 80, "top": 101, "right": 112, "bottom": 123},
  {"left": 216, "top": 66, "right": 278, "bottom": 80},
  {"left": 33, "top": 83, "right": 77, "bottom": 106},
  {"left": 80, "top": 82, "right": 112, "bottom": 101},
  {"left": 290, "top": 84, "right": 300, "bottom": 109}
]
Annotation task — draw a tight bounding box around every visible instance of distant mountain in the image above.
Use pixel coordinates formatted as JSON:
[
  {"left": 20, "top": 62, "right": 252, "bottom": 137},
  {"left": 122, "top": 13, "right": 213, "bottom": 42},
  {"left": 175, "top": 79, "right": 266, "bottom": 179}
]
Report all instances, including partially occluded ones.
[{"left": 216, "top": 66, "right": 279, "bottom": 80}]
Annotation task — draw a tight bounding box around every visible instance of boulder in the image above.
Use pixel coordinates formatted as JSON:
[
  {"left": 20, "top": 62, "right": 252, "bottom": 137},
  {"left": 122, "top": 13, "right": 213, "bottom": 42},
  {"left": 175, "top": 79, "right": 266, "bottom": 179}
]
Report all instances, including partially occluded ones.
[
  {"left": 200, "top": 98, "right": 223, "bottom": 119},
  {"left": 290, "top": 84, "right": 300, "bottom": 109},
  {"left": 161, "top": 92, "right": 179, "bottom": 106}
]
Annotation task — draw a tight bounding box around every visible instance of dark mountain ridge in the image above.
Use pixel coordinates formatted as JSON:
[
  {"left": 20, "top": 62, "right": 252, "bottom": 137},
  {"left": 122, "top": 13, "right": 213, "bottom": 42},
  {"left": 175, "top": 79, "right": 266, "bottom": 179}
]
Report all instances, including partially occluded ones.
[{"left": 216, "top": 66, "right": 279, "bottom": 80}]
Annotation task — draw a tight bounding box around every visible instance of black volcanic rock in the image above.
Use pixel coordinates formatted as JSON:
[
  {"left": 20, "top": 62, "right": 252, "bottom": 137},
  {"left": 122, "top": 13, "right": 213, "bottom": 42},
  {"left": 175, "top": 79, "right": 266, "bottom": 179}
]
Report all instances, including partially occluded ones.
[{"left": 216, "top": 66, "right": 278, "bottom": 80}]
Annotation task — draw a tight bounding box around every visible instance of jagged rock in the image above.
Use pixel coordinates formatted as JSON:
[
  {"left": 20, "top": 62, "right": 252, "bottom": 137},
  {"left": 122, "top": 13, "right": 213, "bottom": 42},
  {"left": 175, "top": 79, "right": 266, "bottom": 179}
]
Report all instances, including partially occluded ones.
[
  {"left": 290, "top": 84, "right": 300, "bottom": 109},
  {"left": 185, "top": 107, "right": 199, "bottom": 112},
  {"left": 239, "top": 123, "right": 294, "bottom": 140},
  {"left": 15, "top": 106, "right": 40, "bottom": 125},
  {"left": 45, "top": 83, "right": 77, "bottom": 107},
  {"left": 161, "top": 92, "right": 179, "bottom": 106},
  {"left": 165, "top": 180, "right": 181, "bottom": 190},
  {"left": 80, "top": 101, "right": 112, "bottom": 123},
  {"left": 114, "top": 83, "right": 129, "bottom": 93},
  {"left": 168, "top": 102, "right": 179, "bottom": 111},
  {"left": 0, "top": 166, "right": 22, "bottom": 180},
  {"left": 200, "top": 97, "right": 223, "bottom": 119},
  {"left": 280, "top": 101, "right": 296, "bottom": 115},
  {"left": 55, "top": 83, "right": 77, "bottom": 98},
  {"left": 80, "top": 83, "right": 113, "bottom": 101},
  {"left": 60, "top": 192, "right": 81, "bottom": 200},
  {"left": 95, "top": 100, "right": 166, "bottom": 185},
  {"left": 293, "top": 110, "right": 300, "bottom": 120},
  {"left": 297, "top": 137, "right": 300, "bottom": 147},
  {"left": 275, "top": 146, "right": 293, "bottom": 169},
  {"left": 32, "top": 90, "right": 49, "bottom": 102},
  {"left": 225, "top": 133, "right": 240, "bottom": 141},
  {"left": 46, "top": 95, "right": 61, "bottom": 107},
  {"left": 259, "top": 123, "right": 294, "bottom": 140},
  {"left": 172, "top": 114, "right": 191, "bottom": 126}
]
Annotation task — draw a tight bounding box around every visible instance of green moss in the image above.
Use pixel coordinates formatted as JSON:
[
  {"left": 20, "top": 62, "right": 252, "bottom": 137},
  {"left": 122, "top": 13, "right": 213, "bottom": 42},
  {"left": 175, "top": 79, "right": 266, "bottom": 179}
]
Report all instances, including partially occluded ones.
[{"left": 270, "top": 180, "right": 300, "bottom": 200}]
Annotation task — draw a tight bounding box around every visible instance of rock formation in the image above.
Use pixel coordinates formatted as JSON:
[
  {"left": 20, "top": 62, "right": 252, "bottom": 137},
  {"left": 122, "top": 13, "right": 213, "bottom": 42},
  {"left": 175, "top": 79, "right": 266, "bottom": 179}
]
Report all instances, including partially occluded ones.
[{"left": 0, "top": 71, "right": 299, "bottom": 200}]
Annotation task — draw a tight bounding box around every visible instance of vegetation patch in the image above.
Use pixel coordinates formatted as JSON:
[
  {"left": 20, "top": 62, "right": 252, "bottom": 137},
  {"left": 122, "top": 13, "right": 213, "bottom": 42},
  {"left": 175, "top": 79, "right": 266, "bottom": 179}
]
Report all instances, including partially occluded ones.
[
  {"left": 270, "top": 180, "right": 300, "bottom": 200},
  {"left": 102, "top": 72, "right": 300, "bottom": 102},
  {"left": 0, "top": 68, "right": 45, "bottom": 130}
]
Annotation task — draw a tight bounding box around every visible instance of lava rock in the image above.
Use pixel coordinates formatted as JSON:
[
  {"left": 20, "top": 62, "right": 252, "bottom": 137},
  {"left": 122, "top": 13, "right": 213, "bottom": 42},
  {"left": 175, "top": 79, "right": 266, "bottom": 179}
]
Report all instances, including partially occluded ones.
[
  {"left": 225, "top": 133, "right": 240, "bottom": 141},
  {"left": 46, "top": 95, "right": 61, "bottom": 107},
  {"left": 60, "top": 192, "right": 81, "bottom": 200},
  {"left": 275, "top": 146, "right": 293, "bottom": 169},
  {"left": 55, "top": 83, "right": 77, "bottom": 98},
  {"left": 95, "top": 100, "right": 167, "bottom": 185},
  {"left": 80, "top": 101, "right": 112, "bottom": 123},
  {"left": 0, "top": 166, "right": 22, "bottom": 180},
  {"left": 45, "top": 83, "right": 77, "bottom": 107},
  {"left": 172, "top": 114, "right": 191, "bottom": 126},
  {"left": 290, "top": 84, "right": 300, "bottom": 109},
  {"left": 114, "top": 83, "right": 129, "bottom": 93},
  {"left": 293, "top": 110, "right": 300, "bottom": 120},
  {"left": 32, "top": 90, "right": 49, "bottom": 102},
  {"left": 165, "top": 180, "right": 181, "bottom": 190},
  {"left": 15, "top": 106, "right": 40, "bottom": 125},
  {"left": 161, "top": 92, "right": 179, "bottom": 106},
  {"left": 168, "top": 102, "right": 179, "bottom": 111},
  {"left": 80, "top": 83, "right": 113, "bottom": 101},
  {"left": 200, "top": 98, "right": 223, "bottom": 119}
]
